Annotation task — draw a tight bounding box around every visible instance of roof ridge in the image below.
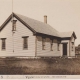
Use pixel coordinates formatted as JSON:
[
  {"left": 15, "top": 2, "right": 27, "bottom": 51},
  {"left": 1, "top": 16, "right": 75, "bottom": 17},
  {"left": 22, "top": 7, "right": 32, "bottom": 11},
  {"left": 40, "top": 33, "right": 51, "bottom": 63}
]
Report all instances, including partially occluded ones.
[
  {"left": 14, "top": 13, "right": 45, "bottom": 24},
  {"left": 14, "top": 13, "right": 60, "bottom": 37},
  {"left": 60, "top": 31, "right": 74, "bottom": 33},
  {"left": 14, "top": 12, "right": 59, "bottom": 33},
  {"left": 0, "top": 12, "right": 61, "bottom": 37}
]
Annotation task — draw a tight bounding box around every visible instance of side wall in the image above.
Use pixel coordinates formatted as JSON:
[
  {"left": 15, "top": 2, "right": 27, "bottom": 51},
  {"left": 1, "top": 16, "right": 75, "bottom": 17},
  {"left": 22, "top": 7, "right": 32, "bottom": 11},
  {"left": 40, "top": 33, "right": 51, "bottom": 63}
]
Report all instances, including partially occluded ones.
[
  {"left": 36, "top": 36, "right": 62, "bottom": 57},
  {"left": 0, "top": 17, "right": 35, "bottom": 57},
  {"left": 69, "top": 35, "right": 75, "bottom": 56}
]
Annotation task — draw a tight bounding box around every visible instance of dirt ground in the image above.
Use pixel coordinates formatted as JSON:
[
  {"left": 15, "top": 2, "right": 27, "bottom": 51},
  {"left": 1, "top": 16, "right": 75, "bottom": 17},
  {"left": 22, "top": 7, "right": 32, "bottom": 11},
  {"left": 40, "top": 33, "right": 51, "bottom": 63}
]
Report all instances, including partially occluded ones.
[{"left": 0, "top": 57, "right": 80, "bottom": 75}]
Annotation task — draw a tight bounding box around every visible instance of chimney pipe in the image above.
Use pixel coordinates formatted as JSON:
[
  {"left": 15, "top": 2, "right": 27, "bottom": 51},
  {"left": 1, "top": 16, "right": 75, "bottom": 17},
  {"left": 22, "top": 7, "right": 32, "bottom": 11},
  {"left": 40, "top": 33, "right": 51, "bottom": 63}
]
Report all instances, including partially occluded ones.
[{"left": 44, "top": 15, "right": 47, "bottom": 24}]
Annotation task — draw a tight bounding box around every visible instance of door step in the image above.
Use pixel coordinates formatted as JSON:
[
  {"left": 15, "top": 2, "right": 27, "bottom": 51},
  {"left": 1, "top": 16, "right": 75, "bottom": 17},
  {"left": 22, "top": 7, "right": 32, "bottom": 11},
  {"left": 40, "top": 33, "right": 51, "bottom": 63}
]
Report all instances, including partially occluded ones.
[{"left": 62, "top": 55, "right": 68, "bottom": 58}]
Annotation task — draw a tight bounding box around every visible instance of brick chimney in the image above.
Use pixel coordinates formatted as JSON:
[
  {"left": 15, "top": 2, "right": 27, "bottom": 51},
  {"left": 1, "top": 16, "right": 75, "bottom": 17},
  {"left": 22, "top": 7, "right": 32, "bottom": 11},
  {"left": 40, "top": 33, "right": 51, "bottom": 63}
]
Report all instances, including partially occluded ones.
[{"left": 44, "top": 15, "right": 47, "bottom": 24}]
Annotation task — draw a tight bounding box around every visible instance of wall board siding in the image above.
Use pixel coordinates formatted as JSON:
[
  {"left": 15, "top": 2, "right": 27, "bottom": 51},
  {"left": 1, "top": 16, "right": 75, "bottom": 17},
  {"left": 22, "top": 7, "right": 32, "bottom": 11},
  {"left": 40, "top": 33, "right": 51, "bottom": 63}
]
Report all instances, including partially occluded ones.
[
  {"left": 70, "top": 35, "right": 75, "bottom": 56},
  {"left": 36, "top": 36, "right": 62, "bottom": 57},
  {"left": 0, "top": 17, "right": 35, "bottom": 57}
]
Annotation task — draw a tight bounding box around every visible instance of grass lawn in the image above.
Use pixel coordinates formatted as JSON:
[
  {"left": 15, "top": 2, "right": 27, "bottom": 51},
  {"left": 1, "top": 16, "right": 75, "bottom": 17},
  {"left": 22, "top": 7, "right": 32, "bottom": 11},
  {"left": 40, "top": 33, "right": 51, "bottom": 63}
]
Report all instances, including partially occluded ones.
[{"left": 0, "top": 57, "right": 80, "bottom": 75}]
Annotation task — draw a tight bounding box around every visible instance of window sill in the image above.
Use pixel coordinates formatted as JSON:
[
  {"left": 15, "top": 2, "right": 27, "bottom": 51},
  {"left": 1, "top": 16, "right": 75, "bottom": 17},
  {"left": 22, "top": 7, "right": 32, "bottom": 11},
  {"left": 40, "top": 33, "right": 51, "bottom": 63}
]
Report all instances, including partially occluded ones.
[
  {"left": 23, "top": 48, "right": 28, "bottom": 50},
  {"left": 12, "top": 30, "right": 16, "bottom": 31},
  {"left": 12, "top": 30, "right": 16, "bottom": 33},
  {"left": 42, "top": 49, "right": 45, "bottom": 50},
  {"left": 1, "top": 49, "right": 6, "bottom": 51}
]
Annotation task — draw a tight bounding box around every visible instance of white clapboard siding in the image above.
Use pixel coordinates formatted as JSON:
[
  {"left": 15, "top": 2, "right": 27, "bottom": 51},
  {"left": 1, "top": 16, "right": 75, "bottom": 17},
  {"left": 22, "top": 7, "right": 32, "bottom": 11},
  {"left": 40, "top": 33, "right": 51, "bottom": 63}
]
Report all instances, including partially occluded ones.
[
  {"left": 0, "top": 17, "right": 35, "bottom": 57},
  {"left": 36, "top": 36, "right": 62, "bottom": 57},
  {"left": 70, "top": 35, "right": 75, "bottom": 56}
]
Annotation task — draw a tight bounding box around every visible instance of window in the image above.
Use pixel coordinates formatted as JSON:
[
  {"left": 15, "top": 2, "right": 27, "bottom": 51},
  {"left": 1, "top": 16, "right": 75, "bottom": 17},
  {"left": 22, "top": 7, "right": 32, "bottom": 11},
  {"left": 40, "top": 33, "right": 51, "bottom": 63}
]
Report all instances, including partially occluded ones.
[
  {"left": 57, "top": 43, "right": 60, "bottom": 51},
  {"left": 42, "top": 37, "right": 46, "bottom": 50},
  {"left": 22, "top": 36, "right": 29, "bottom": 49},
  {"left": 1, "top": 38, "right": 6, "bottom": 50},
  {"left": 72, "top": 42, "right": 74, "bottom": 51},
  {"left": 12, "top": 20, "right": 17, "bottom": 31},
  {"left": 50, "top": 39, "right": 53, "bottom": 51}
]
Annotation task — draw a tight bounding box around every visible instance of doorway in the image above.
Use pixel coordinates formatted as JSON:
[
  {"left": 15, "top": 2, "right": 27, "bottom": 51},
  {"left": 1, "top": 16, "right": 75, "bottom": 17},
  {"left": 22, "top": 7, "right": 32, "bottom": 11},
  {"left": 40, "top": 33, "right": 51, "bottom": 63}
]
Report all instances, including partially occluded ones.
[{"left": 63, "top": 43, "right": 67, "bottom": 56}]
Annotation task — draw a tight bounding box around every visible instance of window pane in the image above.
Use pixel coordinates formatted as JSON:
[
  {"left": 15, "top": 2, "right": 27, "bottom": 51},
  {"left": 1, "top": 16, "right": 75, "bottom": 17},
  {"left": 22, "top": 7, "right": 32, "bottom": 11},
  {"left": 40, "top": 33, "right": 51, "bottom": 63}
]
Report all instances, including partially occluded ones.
[
  {"left": 2, "top": 39, "right": 6, "bottom": 50},
  {"left": 72, "top": 42, "right": 74, "bottom": 51},
  {"left": 12, "top": 20, "right": 17, "bottom": 31},
  {"left": 23, "top": 38, "right": 28, "bottom": 49},
  {"left": 42, "top": 37, "right": 45, "bottom": 50},
  {"left": 51, "top": 39, "right": 53, "bottom": 51},
  {"left": 58, "top": 43, "right": 60, "bottom": 51}
]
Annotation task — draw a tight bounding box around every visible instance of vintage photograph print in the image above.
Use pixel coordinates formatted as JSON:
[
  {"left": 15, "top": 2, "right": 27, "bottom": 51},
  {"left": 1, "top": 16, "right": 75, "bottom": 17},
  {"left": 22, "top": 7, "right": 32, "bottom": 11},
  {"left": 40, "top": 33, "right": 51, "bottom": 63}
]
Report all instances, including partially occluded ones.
[{"left": 0, "top": 0, "right": 80, "bottom": 77}]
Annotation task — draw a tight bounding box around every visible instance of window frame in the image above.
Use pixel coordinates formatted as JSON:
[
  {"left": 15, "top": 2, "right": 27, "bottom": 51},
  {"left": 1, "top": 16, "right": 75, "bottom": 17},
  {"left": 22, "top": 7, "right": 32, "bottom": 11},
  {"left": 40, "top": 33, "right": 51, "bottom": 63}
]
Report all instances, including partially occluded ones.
[
  {"left": 57, "top": 43, "right": 60, "bottom": 51},
  {"left": 42, "top": 37, "right": 46, "bottom": 50},
  {"left": 72, "top": 42, "right": 74, "bottom": 51},
  {"left": 22, "top": 36, "right": 29, "bottom": 50},
  {"left": 1, "top": 38, "right": 6, "bottom": 50},
  {"left": 12, "top": 20, "right": 17, "bottom": 31},
  {"left": 50, "top": 39, "right": 53, "bottom": 51}
]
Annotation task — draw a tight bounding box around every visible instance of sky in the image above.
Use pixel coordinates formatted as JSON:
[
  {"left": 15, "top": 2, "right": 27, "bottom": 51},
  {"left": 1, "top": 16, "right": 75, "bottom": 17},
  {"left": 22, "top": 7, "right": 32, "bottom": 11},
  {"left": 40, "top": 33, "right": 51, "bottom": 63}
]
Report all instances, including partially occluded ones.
[{"left": 0, "top": 0, "right": 80, "bottom": 46}]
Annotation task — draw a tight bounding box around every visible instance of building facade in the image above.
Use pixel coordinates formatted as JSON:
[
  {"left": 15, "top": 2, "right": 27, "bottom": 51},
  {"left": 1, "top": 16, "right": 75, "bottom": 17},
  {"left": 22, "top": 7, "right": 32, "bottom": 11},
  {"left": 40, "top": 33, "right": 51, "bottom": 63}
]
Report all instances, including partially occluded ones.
[{"left": 0, "top": 13, "right": 77, "bottom": 58}]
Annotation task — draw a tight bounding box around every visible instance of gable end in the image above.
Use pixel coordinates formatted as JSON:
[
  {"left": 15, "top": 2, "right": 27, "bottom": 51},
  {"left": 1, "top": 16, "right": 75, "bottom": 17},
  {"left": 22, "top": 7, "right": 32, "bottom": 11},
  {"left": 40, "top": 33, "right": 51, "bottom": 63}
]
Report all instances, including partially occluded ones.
[
  {"left": 0, "top": 13, "right": 36, "bottom": 35},
  {"left": 13, "top": 13, "right": 36, "bottom": 34},
  {"left": 0, "top": 14, "right": 12, "bottom": 31}
]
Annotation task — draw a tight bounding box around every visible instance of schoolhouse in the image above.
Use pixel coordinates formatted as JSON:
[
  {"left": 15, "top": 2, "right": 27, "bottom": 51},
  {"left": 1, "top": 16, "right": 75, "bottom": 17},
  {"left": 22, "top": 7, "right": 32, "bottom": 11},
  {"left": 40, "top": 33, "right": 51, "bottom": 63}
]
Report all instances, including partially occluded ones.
[{"left": 0, "top": 13, "right": 77, "bottom": 58}]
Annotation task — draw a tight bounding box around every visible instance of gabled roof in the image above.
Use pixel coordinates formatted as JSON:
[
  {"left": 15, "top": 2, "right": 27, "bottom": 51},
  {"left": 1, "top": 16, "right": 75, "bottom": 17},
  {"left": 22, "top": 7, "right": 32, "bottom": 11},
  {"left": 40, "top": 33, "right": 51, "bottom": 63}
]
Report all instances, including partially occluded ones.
[
  {"left": 0, "top": 13, "right": 60, "bottom": 37},
  {"left": 60, "top": 31, "right": 77, "bottom": 39},
  {"left": 0, "top": 12, "right": 77, "bottom": 39},
  {"left": 14, "top": 13, "right": 60, "bottom": 37}
]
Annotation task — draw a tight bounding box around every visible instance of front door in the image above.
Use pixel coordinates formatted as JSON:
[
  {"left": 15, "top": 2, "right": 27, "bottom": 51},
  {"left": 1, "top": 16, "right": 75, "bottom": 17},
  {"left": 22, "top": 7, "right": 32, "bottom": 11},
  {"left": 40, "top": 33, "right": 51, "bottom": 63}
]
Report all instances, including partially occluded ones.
[{"left": 63, "top": 43, "right": 67, "bottom": 56}]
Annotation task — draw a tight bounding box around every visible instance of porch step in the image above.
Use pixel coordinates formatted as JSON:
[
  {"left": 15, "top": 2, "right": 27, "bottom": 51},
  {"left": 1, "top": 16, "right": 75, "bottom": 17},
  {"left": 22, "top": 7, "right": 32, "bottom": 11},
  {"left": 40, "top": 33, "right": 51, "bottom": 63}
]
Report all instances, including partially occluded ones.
[{"left": 61, "top": 56, "right": 68, "bottom": 58}]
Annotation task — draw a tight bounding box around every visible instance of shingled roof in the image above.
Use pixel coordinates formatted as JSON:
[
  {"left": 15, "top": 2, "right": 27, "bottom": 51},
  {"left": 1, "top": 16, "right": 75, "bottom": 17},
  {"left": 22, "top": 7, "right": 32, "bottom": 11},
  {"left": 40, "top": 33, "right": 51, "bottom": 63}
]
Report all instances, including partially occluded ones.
[
  {"left": 60, "top": 31, "right": 77, "bottom": 39},
  {"left": 60, "top": 31, "right": 73, "bottom": 37},
  {"left": 14, "top": 13, "right": 60, "bottom": 37},
  {"left": 0, "top": 13, "right": 77, "bottom": 39}
]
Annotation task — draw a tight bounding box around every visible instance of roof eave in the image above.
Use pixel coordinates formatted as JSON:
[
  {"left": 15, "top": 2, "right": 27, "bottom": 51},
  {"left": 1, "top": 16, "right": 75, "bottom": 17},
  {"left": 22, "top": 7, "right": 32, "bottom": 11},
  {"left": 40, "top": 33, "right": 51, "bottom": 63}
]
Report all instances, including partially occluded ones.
[
  {"left": 61, "top": 37, "right": 71, "bottom": 40},
  {"left": 36, "top": 32, "right": 61, "bottom": 39},
  {"left": 0, "top": 13, "right": 37, "bottom": 34},
  {"left": 73, "top": 31, "right": 77, "bottom": 39},
  {"left": 13, "top": 13, "right": 36, "bottom": 34},
  {"left": 0, "top": 14, "right": 12, "bottom": 31}
]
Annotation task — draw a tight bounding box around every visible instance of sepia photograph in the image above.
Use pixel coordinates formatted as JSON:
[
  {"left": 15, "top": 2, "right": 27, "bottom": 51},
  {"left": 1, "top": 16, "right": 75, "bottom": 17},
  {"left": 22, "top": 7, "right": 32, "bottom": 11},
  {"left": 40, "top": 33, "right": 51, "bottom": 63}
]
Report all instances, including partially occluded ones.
[{"left": 0, "top": 0, "right": 80, "bottom": 79}]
